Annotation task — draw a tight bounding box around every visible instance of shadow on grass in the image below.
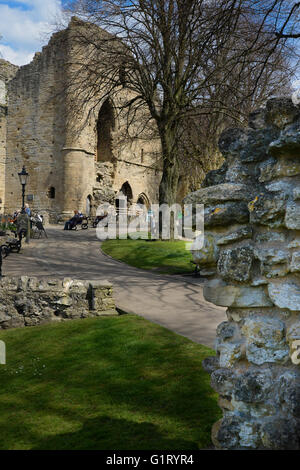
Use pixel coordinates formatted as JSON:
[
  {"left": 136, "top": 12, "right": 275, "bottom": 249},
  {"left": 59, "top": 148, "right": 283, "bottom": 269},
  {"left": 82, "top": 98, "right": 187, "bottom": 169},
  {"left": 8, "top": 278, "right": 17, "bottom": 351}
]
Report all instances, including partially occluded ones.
[
  {"left": 31, "top": 416, "right": 199, "bottom": 450},
  {"left": 0, "top": 316, "right": 220, "bottom": 450}
]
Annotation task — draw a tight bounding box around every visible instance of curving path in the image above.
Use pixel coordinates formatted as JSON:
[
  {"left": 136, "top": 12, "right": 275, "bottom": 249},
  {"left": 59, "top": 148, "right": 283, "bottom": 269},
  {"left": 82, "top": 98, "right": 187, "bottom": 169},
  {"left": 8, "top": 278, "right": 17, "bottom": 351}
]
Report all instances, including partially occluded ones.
[{"left": 2, "top": 225, "right": 226, "bottom": 347}]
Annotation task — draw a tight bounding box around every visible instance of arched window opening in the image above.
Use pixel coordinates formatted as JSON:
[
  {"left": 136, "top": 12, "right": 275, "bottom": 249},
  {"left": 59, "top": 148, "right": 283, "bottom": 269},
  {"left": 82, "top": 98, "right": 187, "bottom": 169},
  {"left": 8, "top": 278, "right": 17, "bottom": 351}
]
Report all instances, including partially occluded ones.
[
  {"left": 116, "top": 181, "right": 133, "bottom": 211},
  {"left": 47, "top": 187, "right": 55, "bottom": 199},
  {"left": 137, "top": 193, "right": 150, "bottom": 209},
  {"left": 120, "top": 182, "right": 133, "bottom": 203},
  {"left": 96, "top": 99, "right": 115, "bottom": 162}
]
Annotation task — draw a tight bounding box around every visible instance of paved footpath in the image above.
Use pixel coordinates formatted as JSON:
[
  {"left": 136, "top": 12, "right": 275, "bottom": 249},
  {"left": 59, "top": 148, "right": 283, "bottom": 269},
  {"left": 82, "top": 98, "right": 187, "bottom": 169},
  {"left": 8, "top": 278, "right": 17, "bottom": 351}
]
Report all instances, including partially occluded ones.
[{"left": 2, "top": 226, "right": 226, "bottom": 348}]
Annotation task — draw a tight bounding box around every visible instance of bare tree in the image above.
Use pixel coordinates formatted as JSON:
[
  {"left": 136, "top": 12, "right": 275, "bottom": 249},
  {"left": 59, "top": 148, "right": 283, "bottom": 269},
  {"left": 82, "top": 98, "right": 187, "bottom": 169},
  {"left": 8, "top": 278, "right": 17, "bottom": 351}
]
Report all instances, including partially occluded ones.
[
  {"left": 62, "top": 0, "right": 299, "bottom": 211},
  {"left": 274, "top": 2, "right": 300, "bottom": 39},
  {"left": 177, "top": 29, "right": 293, "bottom": 193}
]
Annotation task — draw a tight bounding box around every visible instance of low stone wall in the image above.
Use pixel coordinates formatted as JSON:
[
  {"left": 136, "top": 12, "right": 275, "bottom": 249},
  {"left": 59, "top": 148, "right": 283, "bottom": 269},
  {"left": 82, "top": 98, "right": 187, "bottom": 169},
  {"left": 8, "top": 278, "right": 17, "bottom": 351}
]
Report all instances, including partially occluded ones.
[
  {"left": 186, "top": 97, "right": 300, "bottom": 450},
  {"left": 0, "top": 276, "right": 117, "bottom": 329}
]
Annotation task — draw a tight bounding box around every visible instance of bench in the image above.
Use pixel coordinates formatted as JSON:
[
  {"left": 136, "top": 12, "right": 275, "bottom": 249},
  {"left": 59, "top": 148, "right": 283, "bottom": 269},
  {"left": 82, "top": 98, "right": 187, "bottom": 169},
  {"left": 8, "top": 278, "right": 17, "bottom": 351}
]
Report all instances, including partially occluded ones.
[{"left": 32, "top": 221, "right": 48, "bottom": 238}]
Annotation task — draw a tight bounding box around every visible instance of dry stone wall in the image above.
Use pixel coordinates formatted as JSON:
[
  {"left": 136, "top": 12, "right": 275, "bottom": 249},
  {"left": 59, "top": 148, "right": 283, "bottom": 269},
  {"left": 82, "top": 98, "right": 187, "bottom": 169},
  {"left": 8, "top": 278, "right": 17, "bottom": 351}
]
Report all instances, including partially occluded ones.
[
  {"left": 185, "top": 97, "right": 300, "bottom": 450},
  {"left": 0, "top": 276, "right": 117, "bottom": 329}
]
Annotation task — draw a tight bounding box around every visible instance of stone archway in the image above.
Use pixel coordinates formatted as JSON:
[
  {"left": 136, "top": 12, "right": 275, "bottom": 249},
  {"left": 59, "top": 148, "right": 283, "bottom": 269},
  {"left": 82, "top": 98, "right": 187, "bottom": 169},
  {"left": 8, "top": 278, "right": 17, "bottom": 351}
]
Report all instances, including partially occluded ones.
[
  {"left": 137, "top": 192, "right": 150, "bottom": 209},
  {"left": 119, "top": 181, "right": 133, "bottom": 203},
  {"left": 116, "top": 181, "right": 133, "bottom": 213},
  {"left": 86, "top": 194, "right": 92, "bottom": 216}
]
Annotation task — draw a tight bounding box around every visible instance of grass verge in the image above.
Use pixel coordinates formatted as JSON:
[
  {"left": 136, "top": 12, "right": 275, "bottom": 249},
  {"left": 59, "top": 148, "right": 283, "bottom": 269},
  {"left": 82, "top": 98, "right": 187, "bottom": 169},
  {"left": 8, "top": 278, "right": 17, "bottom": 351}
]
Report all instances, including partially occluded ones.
[
  {"left": 101, "top": 238, "right": 194, "bottom": 274},
  {"left": 0, "top": 315, "right": 219, "bottom": 450}
]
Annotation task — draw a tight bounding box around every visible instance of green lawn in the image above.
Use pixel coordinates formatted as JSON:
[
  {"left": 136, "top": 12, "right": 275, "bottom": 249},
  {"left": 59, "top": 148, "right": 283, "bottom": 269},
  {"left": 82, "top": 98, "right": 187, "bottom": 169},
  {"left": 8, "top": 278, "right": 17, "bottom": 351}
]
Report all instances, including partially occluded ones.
[
  {"left": 102, "top": 239, "right": 194, "bottom": 274},
  {"left": 0, "top": 315, "right": 219, "bottom": 450}
]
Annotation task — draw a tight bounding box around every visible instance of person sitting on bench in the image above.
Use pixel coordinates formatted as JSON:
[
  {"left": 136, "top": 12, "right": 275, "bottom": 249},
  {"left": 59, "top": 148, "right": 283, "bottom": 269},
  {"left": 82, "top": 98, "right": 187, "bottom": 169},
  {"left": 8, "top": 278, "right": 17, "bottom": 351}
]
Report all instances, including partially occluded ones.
[{"left": 64, "top": 211, "right": 81, "bottom": 230}]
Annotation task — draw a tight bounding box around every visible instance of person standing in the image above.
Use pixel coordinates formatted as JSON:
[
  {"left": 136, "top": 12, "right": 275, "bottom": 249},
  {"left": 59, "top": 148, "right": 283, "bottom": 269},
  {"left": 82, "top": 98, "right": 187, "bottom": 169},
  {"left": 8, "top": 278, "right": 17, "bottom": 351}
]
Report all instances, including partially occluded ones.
[{"left": 25, "top": 204, "right": 31, "bottom": 217}]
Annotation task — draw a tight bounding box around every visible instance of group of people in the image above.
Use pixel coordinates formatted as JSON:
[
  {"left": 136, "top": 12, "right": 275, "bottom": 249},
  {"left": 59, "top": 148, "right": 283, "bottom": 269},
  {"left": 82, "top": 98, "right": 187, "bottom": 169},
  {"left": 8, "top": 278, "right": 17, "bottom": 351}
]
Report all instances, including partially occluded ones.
[
  {"left": 9, "top": 205, "right": 44, "bottom": 240},
  {"left": 11, "top": 205, "right": 44, "bottom": 223}
]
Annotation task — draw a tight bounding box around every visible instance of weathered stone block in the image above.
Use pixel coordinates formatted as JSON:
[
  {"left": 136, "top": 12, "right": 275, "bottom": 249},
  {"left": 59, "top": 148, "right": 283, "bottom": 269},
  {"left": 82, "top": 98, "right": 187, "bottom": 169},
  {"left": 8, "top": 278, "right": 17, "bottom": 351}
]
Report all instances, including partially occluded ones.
[
  {"left": 242, "top": 316, "right": 289, "bottom": 365},
  {"left": 216, "top": 341, "right": 243, "bottom": 368},
  {"left": 249, "top": 192, "right": 287, "bottom": 227},
  {"left": 215, "top": 414, "right": 261, "bottom": 449},
  {"left": 233, "top": 369, "right": 273, "bottom": 403},
  {"left": 201, "top": 162, "right": 227, "bottom": 188},
  {"left": 204, "top": 280, "right": 273, "bottom": 308},
  {"left": 265, "top": 97, "right": 300, "bottom": 129},
  {"left": 290, "top": 251, "right": 300, "bottom": 272},
  {"left": 275, "top": 371, "right": 300, "bottom": 418},
  {"left": 285, "top": 201, "right": 300, "bottom": 229},
  {"left": 205, "top": 202, "right": 249, "bottom": 228},
  {"left": 191, "top": 233, "right": 218, "bottom": 267},
  {"left": 218, "top": 126, "right": 278, "bottom": 163},
  {"left": 254, "top": 246, "right": 289, "bottom": 278},
  {"left": 268, "top": 281, "right": 300, "bottom": 311},
  {"left": 210, "top": 368, "right": 236, "bottom": 396},
  {"left": 217, "top": 226, "right": 252, "bottom": 246},
  {"left": 184, "top": 183, "right": 253, "bottom": 205},
  {"left": 217, "top": 245, "right": 254, "bottom": 282}
]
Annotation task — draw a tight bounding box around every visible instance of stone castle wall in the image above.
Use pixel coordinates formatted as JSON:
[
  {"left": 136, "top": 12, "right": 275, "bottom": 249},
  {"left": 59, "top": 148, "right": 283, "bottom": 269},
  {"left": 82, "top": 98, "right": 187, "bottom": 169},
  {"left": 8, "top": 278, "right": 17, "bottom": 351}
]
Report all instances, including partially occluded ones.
[
  {"left": 2, "top": 18, "right": 161, "bottom": 222},
  {"left": 186, "top": 98, "right": 300, "bottom": 450},
  {"left": 0, "top": 59, "right": 18, "bottom": 213},
  {"left": 4, "top": 32, "right": 68, "bottom": 222},
  {"left": 0, "top": 276, "right": 117, "bottom": 330}
]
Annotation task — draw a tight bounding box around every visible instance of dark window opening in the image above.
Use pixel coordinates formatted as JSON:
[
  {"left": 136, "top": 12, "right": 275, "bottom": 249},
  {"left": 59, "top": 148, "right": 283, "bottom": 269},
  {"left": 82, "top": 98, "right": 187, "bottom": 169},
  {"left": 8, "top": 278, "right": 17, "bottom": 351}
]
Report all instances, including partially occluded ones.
[
  {"left": 47, "top": 187, "right": 55, "bottom": 199},
  {"left": 137, "top": 193, "right": 150, "bottom": 209},
  {"left": 116, "top": 181, "right": 133, "bottom": 210},
  {"left": 86, "top": 195, "right": 92, "bottom": 216},
  {"left": 96, "top": 99, "right": 115, "bottom": 162}
]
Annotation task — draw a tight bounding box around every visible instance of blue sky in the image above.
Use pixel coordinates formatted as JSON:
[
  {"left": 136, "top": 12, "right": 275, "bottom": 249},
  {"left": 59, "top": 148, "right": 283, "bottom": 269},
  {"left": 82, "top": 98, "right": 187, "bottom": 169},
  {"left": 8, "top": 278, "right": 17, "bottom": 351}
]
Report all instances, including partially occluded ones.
[{"left": 0, "top": 0, "right": 66, "bottom": 65}]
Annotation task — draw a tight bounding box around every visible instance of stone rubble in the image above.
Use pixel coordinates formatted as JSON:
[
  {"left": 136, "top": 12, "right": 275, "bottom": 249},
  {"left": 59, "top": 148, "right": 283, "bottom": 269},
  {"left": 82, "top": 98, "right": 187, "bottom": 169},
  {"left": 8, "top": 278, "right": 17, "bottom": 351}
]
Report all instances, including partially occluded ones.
[
  {"left": 185, "top": 97, "right": 300, "bottom": 450},
  {"left": 0, "top": 276, "right": 117, "bottom": 329}
]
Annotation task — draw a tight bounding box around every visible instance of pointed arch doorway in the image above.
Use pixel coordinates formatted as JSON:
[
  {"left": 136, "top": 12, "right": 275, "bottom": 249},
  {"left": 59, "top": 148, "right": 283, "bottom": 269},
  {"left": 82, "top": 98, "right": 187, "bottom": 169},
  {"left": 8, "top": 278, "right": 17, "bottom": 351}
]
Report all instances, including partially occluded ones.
[{"left": 86, "top": 195, "right": 92, "bottom": 216}]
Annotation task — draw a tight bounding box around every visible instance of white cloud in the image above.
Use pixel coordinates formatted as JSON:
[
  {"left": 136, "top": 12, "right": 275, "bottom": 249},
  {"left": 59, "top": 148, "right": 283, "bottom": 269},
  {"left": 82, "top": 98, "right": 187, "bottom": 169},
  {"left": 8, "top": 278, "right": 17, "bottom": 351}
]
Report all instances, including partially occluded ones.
[
  {"left": 0, "top": 0, "right": 64, "bottom": 66},
  {"left": 0, "top": 44, "right": 34, "bottom": 66}
]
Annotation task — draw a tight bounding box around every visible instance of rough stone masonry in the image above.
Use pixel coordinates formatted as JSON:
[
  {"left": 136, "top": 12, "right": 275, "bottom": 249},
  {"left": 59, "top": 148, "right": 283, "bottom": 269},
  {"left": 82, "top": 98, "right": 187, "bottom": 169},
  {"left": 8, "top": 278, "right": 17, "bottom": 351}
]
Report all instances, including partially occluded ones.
[
  {"left": 0, "top": 17, "right": 161, "bottom": 223},
  {"left": 0, "top": 276, "right": 117, "bottom": 329},
  {"left": 185, "top": 97, "right": 300, "bottom": 450}
]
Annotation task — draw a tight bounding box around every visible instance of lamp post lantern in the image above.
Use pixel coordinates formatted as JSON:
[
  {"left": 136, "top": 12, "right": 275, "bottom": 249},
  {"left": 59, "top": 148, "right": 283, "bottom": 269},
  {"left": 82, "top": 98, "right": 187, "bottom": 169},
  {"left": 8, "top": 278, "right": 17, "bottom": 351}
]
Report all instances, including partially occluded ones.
[{"left": 18, "top": 166, "right": 29, "bottom": 213}]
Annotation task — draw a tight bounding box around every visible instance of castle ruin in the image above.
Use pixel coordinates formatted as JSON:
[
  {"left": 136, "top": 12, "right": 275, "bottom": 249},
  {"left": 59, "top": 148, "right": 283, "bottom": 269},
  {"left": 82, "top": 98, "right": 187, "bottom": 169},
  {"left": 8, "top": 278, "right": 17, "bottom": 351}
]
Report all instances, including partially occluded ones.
[{"left": 0, "top": 18, "right": 161, "bottom": 222}]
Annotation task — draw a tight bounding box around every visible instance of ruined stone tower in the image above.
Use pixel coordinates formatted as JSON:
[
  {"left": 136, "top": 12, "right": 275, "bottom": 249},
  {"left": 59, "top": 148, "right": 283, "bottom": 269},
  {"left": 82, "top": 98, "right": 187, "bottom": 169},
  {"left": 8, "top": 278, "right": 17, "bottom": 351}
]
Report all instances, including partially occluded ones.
[
  {"left": 0, "top": 59, "right": 18, "bottom": 214},
  {"left": 0, "top": 18, "right": 160, "bottom": 222}
]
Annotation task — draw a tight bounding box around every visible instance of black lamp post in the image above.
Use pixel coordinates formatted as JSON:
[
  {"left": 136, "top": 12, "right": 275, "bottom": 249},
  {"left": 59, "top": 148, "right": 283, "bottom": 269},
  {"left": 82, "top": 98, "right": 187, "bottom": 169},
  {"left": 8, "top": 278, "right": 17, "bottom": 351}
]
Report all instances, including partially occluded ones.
[{"left": 18, "top": 166, "right": 29, "bottom": 213}]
